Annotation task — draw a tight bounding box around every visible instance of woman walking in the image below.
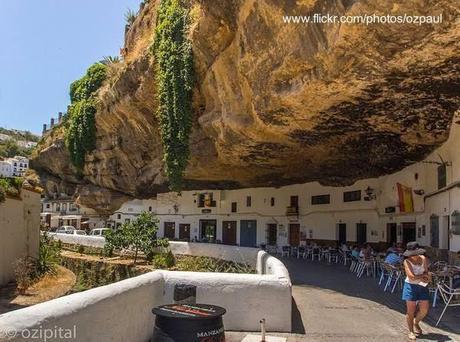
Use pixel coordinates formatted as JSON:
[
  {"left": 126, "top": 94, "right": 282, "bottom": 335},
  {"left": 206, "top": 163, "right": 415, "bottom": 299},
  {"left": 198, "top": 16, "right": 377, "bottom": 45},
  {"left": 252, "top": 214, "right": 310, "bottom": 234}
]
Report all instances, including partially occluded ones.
[{"left": 402, "top": 242, "right": 431, "bottom": 340}]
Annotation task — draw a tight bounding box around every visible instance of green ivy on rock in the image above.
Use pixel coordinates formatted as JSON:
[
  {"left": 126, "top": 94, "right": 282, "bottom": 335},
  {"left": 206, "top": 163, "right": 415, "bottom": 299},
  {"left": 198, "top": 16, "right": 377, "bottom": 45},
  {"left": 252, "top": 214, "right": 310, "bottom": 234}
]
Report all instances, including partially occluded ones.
[
  {"left": 153, "top": 0, "right": 194, "bottom": 191},
  {"left": 65, "top": 63, "right": 107, "bottom": 171}
]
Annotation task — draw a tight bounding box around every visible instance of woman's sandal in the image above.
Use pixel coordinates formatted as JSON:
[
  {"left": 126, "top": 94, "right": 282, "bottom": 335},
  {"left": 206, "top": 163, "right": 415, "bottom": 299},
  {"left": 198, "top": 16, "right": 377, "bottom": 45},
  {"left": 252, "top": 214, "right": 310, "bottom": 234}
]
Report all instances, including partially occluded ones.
[
  {"left": 414, "top": 320, "right": 423, "bottom": 335},
  {"left": 408, "top": 332, "right": 417, "bottom": 340}
]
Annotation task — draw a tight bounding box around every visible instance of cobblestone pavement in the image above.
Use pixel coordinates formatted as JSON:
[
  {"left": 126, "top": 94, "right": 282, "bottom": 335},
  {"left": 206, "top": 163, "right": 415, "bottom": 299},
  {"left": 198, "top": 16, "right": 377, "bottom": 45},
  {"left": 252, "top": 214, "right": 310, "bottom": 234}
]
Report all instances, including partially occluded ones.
[{"left": 228, "top": 258, "right": 459, "bottom": 342}]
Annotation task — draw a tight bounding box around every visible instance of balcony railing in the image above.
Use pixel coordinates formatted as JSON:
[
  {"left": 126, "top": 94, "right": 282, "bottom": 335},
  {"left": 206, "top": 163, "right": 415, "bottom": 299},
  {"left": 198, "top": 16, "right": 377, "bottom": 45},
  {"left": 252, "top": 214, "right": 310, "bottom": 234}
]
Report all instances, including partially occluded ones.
[{"left": 286, "top": 206, "right": 299, "bottom": 216}]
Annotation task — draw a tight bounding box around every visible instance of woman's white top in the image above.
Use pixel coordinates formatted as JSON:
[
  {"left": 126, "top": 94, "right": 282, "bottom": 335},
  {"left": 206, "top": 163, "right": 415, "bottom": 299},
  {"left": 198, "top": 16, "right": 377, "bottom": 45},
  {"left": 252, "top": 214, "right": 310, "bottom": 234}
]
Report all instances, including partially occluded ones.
[{"left": 405, "top": 259, "right": 427, "bottom": 285}]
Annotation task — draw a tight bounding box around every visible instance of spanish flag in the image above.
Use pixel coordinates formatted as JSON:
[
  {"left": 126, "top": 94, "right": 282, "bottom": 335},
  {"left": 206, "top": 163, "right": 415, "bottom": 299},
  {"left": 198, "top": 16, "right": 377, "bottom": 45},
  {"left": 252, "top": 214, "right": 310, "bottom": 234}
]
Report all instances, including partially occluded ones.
[{"left": 397, "top": 183, "right": 414, "bottom": 213}]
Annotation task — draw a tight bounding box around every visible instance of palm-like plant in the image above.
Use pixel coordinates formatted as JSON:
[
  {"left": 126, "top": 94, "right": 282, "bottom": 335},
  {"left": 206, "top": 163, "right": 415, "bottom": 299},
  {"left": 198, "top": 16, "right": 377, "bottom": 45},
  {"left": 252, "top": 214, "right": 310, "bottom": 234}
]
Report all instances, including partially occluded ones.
[
  {"left": 101, "top": 56, "right": 121, "bottom": 65},
  {"left": 125, "top": 8, "right": 137, "bottom": 26}
]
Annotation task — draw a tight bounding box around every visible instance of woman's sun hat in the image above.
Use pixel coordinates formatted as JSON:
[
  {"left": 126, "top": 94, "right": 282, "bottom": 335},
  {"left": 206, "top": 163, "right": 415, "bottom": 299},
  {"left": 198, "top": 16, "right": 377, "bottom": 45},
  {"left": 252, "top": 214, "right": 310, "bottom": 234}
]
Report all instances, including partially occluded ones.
[{"left": 403, "top": 241, "right": 426, "bottom": 257}]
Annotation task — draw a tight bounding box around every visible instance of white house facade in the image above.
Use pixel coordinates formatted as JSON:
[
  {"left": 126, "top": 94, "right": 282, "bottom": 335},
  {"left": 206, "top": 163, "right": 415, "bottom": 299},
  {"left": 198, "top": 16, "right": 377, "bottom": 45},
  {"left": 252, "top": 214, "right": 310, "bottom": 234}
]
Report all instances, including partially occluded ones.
[{"left": 108, "top": 121, "right": 460, "bottom": 263}]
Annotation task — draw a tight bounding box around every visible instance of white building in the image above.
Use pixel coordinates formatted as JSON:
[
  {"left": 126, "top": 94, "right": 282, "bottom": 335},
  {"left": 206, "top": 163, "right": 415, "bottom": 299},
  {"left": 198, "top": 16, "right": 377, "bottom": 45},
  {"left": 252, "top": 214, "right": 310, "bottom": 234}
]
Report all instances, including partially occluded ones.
[
  {"left": 108, "top": 121, "right": 460, "bottom": 263},
  {"left": 16, "top": 140, "right": 37, "bottom": 149},
  {"left": 41, "top": 198, "right": 105, "bottom": 230},
  {"left": 1, "top": 156, "right": 29, "bottom": 177},
  {"left": 0, "top": 160, "right": 13, "bottom": 177}
]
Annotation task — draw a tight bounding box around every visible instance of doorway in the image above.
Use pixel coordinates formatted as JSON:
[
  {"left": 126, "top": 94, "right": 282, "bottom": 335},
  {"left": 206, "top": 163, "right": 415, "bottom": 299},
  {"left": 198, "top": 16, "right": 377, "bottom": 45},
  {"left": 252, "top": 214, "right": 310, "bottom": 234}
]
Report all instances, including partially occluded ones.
[
  {"left": 442, "top": 215, "right": 450, "bottom": 250},
  {"left": 200, "top": 220, "right": 217, "bottom": 242},
  {"left": 356, "top": 223, "right": 367, "bottom": 245},
  {"left": 164, "top": 222, "right": 175, "bottom": 239},
  {"left": 222, "top": 221, "right": 237, "bottom": 245},
  {"left": 289, "top": 224, "right": 300, "bottom": 246},
  {"left": 267, "top": 224, "right": 277, "bottom": 245},
  {"left": 402, "top": 222, "right": 416, "bottom": 246},
  {"left": 179, "top": 224, "right": 190, "bottom": 241},
  {"left": 240, "top": 220, "right": 257, "bottom": 247},
  {"left": 386, "top": 223, "right": 397, "bottom": 245},
  {"left": 430, "top": 215, "right": 439, "bottom": 248},
  {"left": 337, "top": 223, "right": 347, "bottom": 245}
]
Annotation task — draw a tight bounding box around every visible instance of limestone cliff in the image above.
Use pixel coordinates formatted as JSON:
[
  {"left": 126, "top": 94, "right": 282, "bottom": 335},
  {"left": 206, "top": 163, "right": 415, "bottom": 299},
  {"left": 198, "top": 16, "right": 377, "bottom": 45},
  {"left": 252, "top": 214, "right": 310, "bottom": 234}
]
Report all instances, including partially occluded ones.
[{"left": 32, "top": 0, "right": 460, "bottom": 214}]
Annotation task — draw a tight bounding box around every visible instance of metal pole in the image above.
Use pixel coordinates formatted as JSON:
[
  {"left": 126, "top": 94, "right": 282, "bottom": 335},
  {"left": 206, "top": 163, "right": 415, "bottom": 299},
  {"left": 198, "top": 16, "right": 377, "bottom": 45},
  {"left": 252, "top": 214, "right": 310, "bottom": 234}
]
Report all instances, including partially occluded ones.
[{"left": 260, "top": 318, "right": 266, "bottom": 342}]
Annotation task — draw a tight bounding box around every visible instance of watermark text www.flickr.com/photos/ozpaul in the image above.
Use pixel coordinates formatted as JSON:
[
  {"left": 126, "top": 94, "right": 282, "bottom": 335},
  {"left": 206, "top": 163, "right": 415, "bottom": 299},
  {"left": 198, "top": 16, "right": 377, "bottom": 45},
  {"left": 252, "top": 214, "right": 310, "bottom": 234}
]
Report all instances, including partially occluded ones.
[
  {"left": 0, "top": 326, "right": 77, "bottom": 341},
  {"left": 282, "top": 13, "right": 443, "bottom": 25}
]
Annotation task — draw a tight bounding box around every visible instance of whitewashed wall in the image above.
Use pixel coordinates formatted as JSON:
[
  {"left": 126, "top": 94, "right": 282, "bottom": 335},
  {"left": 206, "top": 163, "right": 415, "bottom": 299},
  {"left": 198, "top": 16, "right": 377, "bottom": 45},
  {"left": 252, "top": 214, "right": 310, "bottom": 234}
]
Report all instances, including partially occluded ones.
[
  {"left": 107, "top": 120, "right": 460, "bottom": 255},
  {"left": 48, "top": 232, "right": 106, "bottom": 248},
  {"left": 0, "top": 189, "right": 40, "bottom": 286},
  {"left": 0, "top": 245, "right": 291, "bottom": 340}
]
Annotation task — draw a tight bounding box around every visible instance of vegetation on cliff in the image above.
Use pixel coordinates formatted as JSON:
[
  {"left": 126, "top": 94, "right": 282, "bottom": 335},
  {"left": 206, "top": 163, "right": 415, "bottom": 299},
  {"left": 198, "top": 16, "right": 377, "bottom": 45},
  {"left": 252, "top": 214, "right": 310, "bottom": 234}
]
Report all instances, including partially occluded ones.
[
  {"left": 153, "top": 0, "right": 194, "bottom": 191},
  {"left": 0, "top": 177, "right": 23, "bottom": 203},
  {"left": 65, "top": 63, "right": 107, "bottom": 171}
]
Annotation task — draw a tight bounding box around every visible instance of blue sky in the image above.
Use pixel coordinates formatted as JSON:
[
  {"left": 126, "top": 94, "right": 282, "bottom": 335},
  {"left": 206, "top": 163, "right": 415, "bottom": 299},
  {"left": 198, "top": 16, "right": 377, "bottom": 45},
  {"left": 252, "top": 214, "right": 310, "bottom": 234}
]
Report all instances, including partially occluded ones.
[{"left": 0, "top": 0, "right": 141, "bottom": 135}]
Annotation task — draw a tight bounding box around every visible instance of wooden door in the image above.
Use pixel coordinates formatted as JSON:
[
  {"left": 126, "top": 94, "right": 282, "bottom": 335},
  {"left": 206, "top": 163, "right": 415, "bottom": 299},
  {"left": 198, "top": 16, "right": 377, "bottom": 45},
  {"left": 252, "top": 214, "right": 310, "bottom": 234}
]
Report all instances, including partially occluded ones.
[
  {"left": 338, "top": 224, "right": 347, "bottom": 244},
  {"left": 267, "top": 224, "right": 277, "bottom": 245},
  {"left": 402, "top": 222, "right": 416, "bottom": 246},
  {"left": 356, "top": 223, "right": 367, "bottom": 245},
  {"left": 179, "top": 224, "right": 190, "bottom": 241},
  {"left": 240, "top": 220, "right": 257, "bottom": 247},
  {"left": 289, "top": 224, "right": 300, "bottom": 246},
  {"left": 387, "top": 223, "right": 397, "bottom": 244},
  {"left": 164, "top": 222, "right": 175, "bottom": 239},
  {"left": 222, "top": 221, "right": 237, "bottom": 245}
]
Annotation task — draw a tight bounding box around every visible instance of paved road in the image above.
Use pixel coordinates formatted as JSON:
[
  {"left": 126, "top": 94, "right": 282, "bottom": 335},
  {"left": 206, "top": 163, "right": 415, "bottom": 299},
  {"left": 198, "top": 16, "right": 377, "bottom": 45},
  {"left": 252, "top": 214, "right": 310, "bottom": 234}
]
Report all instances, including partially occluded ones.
[{"left": 228, "top": 258, "right": 459, "bottom": 342}]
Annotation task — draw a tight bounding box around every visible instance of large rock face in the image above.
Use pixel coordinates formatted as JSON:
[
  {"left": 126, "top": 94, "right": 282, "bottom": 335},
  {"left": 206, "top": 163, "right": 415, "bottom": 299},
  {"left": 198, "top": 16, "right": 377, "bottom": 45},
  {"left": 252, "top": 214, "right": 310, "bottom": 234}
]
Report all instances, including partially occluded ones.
[{"left": 32, "top": 0, "right": 460, "bottom": 213}]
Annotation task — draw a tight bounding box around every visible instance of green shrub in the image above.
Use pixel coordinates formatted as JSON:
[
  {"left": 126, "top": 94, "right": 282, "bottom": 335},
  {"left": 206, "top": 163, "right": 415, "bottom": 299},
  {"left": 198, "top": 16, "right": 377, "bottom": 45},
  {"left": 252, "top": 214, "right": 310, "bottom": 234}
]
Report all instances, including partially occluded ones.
[
  {"left": 153, "top": 0, "right": 194, "bottom": 191},
  {"left": 36, "top": 233, "right": 62, "bottom": 276},
  {"left": 77, "top": 244, "right": 85, "bottom": 254},
  {"left": 0, "top": 177, "right": 23, "bottom": 203},
  {"left": 153, "top": 251, "right": 176, "bottom": 269}
]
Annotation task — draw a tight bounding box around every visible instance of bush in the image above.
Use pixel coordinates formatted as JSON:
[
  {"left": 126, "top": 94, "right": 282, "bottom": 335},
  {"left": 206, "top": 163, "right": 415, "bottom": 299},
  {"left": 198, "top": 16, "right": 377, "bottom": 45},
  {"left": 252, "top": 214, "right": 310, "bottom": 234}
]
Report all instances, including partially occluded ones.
[
  {"left": 36, "top": 233, "right": 62, "bottom": 276},
  {"left": 13, "top": 257, "right": 36, "bottom": 295},
  {"left": 153, "top": 251, "right": 176, "bottom": 269},
  {"left": 77, "top": 244, "right": 85, "bottom": 254},
  {"left": 0, "top": 177, "right": 23, "bottom": 203}
]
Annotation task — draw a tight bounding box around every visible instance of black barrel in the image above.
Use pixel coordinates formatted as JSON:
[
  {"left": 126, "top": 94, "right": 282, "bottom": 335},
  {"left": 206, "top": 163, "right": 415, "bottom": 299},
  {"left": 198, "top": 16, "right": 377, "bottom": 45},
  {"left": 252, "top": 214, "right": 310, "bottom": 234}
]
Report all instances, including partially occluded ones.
[
  {"left": 174, "top": 284, "right": 196, "bottom": 304},
  {"left": 152, "top": 304, "right": 226, "bottom": 342}
]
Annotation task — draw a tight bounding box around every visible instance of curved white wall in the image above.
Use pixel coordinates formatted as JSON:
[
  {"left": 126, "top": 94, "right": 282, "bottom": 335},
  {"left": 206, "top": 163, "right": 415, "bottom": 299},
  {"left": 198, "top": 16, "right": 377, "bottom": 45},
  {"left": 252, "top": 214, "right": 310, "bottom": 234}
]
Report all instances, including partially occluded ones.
[
  {"left": 48, "top": 232, "right": 106, "bottom": 248},
  {"left": 0, "top": 243, "right": 291, "bottom": 340}
]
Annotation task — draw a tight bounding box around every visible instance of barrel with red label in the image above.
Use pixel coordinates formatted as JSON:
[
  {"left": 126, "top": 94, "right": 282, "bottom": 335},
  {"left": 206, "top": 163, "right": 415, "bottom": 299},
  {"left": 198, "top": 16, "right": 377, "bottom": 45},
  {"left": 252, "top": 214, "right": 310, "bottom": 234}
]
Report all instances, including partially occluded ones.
[{"left": 152, "top": 303, "right": 226, "bottom": 342}]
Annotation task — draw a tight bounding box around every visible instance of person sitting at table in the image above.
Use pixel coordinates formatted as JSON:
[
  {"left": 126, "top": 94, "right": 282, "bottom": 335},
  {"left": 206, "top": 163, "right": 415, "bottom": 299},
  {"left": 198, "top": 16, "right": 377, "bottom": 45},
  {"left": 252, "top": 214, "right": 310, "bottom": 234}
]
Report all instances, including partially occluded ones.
[
  {"left": 351, "top": 245, "right": 360, "bottom": 258},
  {"left": 340, "top": 243, "right": 349, "bottom": 252},
  {"left": 359, "top": 244, "right": 372, "bottom": 259},
  {"left": 387, "top": 242, "right": 397, "bottom": 253},
  {"left": 385, "top": 250, "right": 402, "bottom": 266}
]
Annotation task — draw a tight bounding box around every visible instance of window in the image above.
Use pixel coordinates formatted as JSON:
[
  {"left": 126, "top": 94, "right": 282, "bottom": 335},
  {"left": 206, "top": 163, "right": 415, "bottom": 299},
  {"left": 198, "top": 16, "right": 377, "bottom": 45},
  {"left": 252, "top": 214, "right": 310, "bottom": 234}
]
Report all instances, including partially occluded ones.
[
  {"left": 270, "top": 197, "right": 275, "bottom": 206},
  {"left": 46, "top": 204, "right": 50, "bottom": 209},
  {"left": 343, "top": 190, "right": 361, "bottom": 202},
  {"left": 246, "top": 196, "right": 252, "bottom": 207},
  {"left": 312, "top": 194, "right": 330, "bottom": 205},
  {"left": 290, "top": 196, "right": 299, "bottom": 208},
  {"left": 117, "top": 214, "right": 121, "bottom": 219},
  {"left": 198, "top": 193, "right": 216, "bottom": 207},
  {"left": 148, "top": 206, "right": 152, "bottom": 212},
  {"left": 231, "top": 202, "right": 237, "bottom": 213},
  {"left": 438, "top": 164, "right": 447, "bottom": 189}
]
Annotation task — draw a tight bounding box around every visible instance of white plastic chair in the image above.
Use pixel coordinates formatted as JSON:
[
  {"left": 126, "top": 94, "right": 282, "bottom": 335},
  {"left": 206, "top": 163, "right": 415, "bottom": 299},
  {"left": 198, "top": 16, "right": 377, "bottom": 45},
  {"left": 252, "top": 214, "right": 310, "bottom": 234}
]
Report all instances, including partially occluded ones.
[{"left": 435, "top": 282, "right": 460, "bottom": 326}]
